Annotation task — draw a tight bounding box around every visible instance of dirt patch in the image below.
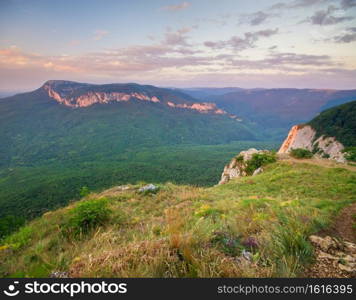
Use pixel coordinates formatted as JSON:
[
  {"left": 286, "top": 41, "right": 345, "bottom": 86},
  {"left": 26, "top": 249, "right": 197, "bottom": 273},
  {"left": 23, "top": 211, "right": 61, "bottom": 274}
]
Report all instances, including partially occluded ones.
[
  {"left": 303, "top": 203, "right": 356, "bottom": 278},
  {"left": 318, "top": 203, "right": 356, "bottom": 243}
]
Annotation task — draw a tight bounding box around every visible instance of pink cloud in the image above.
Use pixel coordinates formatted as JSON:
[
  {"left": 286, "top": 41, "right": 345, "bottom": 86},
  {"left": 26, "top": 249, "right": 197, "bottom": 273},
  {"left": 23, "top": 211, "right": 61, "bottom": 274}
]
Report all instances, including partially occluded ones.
[{"left": 161, "top": 2, "right": 190, "bottom": 11}]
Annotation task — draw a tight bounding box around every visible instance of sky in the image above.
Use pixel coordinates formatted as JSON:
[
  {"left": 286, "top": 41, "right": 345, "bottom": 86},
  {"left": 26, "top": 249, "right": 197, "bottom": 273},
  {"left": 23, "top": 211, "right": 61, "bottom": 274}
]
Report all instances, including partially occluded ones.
[{"left": 0, "top": 0, "right": 356, "bottom": 91}]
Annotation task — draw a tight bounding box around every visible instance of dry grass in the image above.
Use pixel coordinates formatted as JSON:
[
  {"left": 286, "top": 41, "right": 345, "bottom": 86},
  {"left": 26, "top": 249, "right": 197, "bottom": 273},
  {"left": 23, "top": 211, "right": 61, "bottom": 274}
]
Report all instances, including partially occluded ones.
[{"left": 0, "top": 161, "right": 355, "bottom": 278}]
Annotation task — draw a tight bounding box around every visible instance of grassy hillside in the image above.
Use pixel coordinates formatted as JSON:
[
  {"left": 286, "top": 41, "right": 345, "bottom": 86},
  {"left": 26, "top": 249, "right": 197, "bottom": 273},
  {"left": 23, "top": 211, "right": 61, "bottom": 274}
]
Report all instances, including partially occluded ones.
[
  {"left": 1, "top": 160, "right": 354, "bottom": 278},
  {"left": 308, "top": 100, "right": 356, "bottom": 147}
]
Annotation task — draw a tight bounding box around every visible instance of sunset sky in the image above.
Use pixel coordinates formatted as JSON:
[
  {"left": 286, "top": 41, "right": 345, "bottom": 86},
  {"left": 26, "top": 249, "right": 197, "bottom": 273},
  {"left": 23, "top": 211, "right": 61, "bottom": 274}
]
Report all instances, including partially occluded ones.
[{"left": 0, "top": 0, "right": 356, "bottom": 91}]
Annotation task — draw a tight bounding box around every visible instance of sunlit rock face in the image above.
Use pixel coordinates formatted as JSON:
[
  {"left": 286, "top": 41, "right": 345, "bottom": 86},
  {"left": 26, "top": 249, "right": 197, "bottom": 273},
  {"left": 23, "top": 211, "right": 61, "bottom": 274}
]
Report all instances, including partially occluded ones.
[
  {"left": 278, "top": 125, "right": 315, "bottom": 153},
  {"left": 42, "top": 80, "right": 240, "bottom": 118},
  {"left": 43, "top": 81, "right": 161, "bottom": 108},
  {"left": 166, "top": 101, "right": 229, "bottom": 114},
  {"left": 278, "top": 124, "right": 346, "bottom": 163}
]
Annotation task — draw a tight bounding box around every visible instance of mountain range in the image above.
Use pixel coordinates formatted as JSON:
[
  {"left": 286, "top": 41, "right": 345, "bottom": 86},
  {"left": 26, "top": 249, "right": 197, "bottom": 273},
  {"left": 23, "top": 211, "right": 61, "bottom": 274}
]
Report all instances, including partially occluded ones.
[
  {"left": 0, "top": 80, "right": 355, "bottom": 225},
  {"left": 0, "top": 80, "right": 356, "bottom": 279}
]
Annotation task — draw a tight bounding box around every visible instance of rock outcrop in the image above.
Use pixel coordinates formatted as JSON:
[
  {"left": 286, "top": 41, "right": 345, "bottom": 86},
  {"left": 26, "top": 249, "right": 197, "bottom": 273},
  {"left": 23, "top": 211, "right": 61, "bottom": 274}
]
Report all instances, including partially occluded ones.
[
  {"left": 42, "top": 80, "right": 236, "bottom": 117},
  {"left": 219, "top": 148, "right": 269, "bottom": 184},
  {"left": 44, "top": 81, "right": 162, "bottom": 108},
  {"left": 278, "top": 124, "right": 346, "bottom": 163}
]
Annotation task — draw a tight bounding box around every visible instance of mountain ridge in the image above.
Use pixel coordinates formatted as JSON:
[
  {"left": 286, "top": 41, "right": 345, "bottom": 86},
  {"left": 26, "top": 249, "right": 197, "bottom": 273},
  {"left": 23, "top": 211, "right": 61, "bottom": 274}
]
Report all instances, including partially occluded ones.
[
  {"left": 181, "top": 87, "right": 356, "bottom": 139},
  {"left": 37, "top": 80, "right": 238, "bottom": 118}
]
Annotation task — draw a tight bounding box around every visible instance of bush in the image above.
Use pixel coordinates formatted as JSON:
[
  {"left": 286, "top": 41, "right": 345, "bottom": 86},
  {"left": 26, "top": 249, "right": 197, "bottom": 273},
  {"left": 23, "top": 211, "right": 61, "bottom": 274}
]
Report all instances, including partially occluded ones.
[
  {"left": 4, "top": 226, "right": 34, "bottom": 250},
  {"left": 290, "top": 148, "right": 313, "bottom": 159},
  {"left": 245, "top": 152, "right": 276, "bottom": 175},
  {"left": 236, "top": 155, "right": 244, "bottom": 162},
  {"left": 63, "top": 198, "right": 111, "bottom": 236},
  {"left": 0, "top": 215, "right": 25, "bottom": 240},
  {"left": 194, "top": 204, "right": 221, "bottom": 218},
  {"left": 343, "top": 147, "right": 356, "bottom": 162},
  {"left": 79, "top": 186, "right": 90, "bottom": 197}
]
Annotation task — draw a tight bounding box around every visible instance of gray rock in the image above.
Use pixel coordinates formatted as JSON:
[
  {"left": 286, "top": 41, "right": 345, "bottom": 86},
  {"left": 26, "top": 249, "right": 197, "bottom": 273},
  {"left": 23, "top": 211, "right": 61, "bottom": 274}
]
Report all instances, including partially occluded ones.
[
  {"left": 138, "top": 184, "right": 158, "bottom": 193},
  {"left": 50, "top": 271, "right": 69, "bottom": 278},
  {"left": 241, "top": 249, "right": 253, "bottom": 261},
  {"left": 252, "top": 167, "right": 263, "bottom": 176}
]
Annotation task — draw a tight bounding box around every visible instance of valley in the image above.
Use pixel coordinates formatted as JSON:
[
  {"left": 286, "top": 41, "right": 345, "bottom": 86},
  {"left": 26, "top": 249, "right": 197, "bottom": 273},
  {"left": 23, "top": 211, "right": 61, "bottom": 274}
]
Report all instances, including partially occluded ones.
[{"left": 0, "top": 81, "right": 355, "bottom": 278}]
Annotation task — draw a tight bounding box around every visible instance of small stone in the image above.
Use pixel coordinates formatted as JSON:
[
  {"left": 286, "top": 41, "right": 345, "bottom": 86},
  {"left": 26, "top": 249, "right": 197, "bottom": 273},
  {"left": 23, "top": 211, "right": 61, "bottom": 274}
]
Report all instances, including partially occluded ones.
[
  {"left": 309, "top": 235, "right": 339, "bottom": 253},
  {"left": 252, "top": 167, "right": 263, "bottom": 176},
  {"left": 50, "top": 271, "right": 69, "bottom": 278},
  {"left": 241, "top": 249, "right": 253, "bottom": 261},
  {"left": 138, "top": 184, "right": 158, "bottom": 193},
  {"left": 338, "top": 263, "right": 354, "bottom": 273}
]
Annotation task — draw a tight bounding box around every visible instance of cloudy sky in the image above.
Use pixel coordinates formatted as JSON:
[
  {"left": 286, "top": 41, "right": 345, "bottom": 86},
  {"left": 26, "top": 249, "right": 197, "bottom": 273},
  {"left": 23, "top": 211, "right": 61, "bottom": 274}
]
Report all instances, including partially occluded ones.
[{"left": 0, "top": 0, "right": 356, "bottom": 91}]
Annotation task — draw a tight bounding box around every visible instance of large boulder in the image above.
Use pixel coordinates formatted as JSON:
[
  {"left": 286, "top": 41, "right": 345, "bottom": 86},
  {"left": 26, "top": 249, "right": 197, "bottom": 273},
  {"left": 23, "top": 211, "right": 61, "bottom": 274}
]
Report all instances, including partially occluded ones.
[
  {"left": 218, "top": 148, "right": 269, "bottom": 184},
  {"left": 278, "top": 125, "right": 346, "bottom": 163}
]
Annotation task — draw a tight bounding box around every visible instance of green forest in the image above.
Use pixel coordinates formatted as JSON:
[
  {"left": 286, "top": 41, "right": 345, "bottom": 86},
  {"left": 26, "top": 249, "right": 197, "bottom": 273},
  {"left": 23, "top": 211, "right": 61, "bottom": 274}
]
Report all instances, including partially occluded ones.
[
  {"left": 308, "top": 100, "right": 356, "bottom": 147},
  {"left": 0, "top": 141, "right": 277, "bottom": 238}
]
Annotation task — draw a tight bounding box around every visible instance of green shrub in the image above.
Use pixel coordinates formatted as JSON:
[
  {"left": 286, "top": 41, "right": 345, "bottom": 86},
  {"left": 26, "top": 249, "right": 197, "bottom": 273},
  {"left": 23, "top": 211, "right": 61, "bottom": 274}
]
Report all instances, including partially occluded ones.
[
  {"left": 236, "top": 155, "right": 244, "bottom": 162},
  {"left": 4, "top": 226, "right": 34, "bottom": 250},
  {"left": 245, "top": 152, "right": 276, "bottom": 175},
  {"left": 63, "top": 198, "right": 111, "bottom": 236},
  {"left": 290, "top": 148, "right": 313, "bottom": 159},
  {"left": 322, "top": 153, "right": 330, "bottom": 159},
  {"left": 79, "top": 186, "right": 90, "bottom": 197},
  {"left": 194, "top": 204, "right": 222, "bottom": 218},
  {"left": 273, "top": 226, "right": 313, "bottom": 262},
  {"left": 271, "top": 222, "right": 313, "bottom": 276},
  {"left": 343, "top": 147, "right": 356, "bottom": 162},
  {"left": 312, "top": 142, "right": 320, "bottom": 154},
  {"left": 0, "top": 215, "right": 25, "bottom": 240}
]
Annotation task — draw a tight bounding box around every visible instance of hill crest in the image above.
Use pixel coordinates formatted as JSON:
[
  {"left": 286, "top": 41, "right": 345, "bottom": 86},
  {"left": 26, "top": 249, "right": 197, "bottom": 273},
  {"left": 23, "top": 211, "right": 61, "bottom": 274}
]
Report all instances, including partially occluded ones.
[{"left": 41, "top": 80, "right": 234, "bottom": 117}]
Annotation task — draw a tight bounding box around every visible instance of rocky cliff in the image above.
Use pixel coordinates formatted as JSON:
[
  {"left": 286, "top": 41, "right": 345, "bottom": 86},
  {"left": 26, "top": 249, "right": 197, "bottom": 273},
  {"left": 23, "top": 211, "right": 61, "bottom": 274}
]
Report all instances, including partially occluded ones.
[
  {"left": 278, "top": 124, "right": 346, "bottom": 163},
  {"left": 42, "top": 80, "right": 237, "bottom": 117}
]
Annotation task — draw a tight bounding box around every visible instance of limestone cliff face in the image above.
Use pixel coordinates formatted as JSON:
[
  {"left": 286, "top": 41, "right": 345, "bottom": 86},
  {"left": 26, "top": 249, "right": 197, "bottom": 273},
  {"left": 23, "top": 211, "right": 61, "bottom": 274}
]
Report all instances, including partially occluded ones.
[
  {"left": 278, "top": 125, "right": 346, "bottom": 163},
  {"left": 42, "top": 80, "right": 234, "bottom": 116},
  {"left": 44, "top": 82, "right": 161, "bottom": 108}
]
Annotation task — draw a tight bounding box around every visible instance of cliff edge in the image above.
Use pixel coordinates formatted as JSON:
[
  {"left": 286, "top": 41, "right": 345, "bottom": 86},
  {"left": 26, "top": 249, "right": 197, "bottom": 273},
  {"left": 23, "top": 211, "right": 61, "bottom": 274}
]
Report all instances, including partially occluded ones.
[{"left": 278, "top": 124, "right": 346, "bottom": 163}]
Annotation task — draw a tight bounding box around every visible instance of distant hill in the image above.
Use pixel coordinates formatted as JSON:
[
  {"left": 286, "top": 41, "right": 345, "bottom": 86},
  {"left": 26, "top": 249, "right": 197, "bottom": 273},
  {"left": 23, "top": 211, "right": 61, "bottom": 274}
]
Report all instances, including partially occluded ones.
[
  {"left": 0, "top": 81, "right": 257, "bottom": 170},
  {"left": 181, "top": 88, "right": 356, "bottom": 139},
  {"left": 175, "top": 87, "right": 246, "bottom": 99}
]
